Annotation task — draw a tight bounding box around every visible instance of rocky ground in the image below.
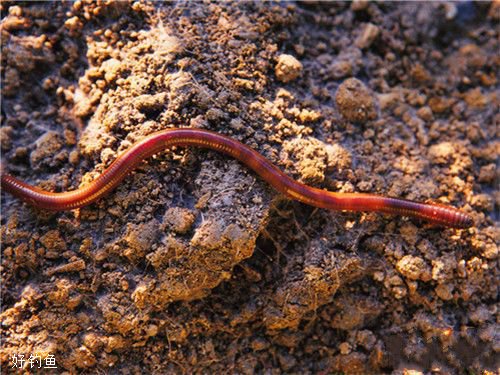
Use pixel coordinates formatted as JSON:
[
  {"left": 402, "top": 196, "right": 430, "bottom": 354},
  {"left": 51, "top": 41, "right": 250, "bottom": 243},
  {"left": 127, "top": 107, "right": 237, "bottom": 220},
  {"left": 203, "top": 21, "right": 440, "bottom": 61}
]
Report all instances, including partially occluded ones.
[{"left": 1, "top": 1, "right": 498, "bottom": 373}]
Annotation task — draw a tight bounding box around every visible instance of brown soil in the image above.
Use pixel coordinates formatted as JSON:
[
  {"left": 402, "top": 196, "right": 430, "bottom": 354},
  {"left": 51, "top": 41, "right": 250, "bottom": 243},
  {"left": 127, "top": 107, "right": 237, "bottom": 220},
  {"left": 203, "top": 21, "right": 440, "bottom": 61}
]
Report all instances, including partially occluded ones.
[{"left": 1, "top": 1, "right": 498, "bottom": 374}]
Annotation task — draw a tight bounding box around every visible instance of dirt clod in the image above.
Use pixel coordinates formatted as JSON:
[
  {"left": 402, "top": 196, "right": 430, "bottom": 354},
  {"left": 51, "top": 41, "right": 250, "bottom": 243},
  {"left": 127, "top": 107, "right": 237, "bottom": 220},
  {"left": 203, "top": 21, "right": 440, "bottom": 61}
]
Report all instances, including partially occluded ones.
[
  {"left": 275, "top": 54, "right": 303, "bottom": 83},
  {"left": 396, "top": 255, "right": 432, "bottom": 282},
  {"left": 30, "top": 132, "right": 64, "bottom": 169},
  {"left": 163, "top": 207, "right": 196, "bottom": 234},
  {"left": 335, "top": 77, "right": 377, "bottom": 123}
]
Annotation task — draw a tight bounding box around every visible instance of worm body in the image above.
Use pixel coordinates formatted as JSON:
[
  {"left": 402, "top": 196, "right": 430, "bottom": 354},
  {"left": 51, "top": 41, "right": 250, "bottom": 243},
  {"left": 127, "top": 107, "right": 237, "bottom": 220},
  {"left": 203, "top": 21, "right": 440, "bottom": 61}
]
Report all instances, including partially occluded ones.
[{"left": 1, "top": 128, "right": 473, "bottom": 228}]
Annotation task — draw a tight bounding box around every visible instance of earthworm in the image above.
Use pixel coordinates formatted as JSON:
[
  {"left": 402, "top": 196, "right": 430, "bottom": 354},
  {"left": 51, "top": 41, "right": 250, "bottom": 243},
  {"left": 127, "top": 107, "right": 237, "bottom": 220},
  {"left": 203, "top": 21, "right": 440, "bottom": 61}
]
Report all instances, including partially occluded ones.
[{"left": 1, "top": 128, "right": 473, "bottom": 228}]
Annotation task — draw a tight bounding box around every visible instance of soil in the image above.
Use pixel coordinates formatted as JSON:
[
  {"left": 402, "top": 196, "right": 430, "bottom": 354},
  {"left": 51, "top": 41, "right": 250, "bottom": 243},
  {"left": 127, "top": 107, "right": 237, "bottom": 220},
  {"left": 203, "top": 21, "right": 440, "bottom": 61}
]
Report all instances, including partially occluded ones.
[{"left": 1, "top": 1, "right": 498, "bottom": 374}]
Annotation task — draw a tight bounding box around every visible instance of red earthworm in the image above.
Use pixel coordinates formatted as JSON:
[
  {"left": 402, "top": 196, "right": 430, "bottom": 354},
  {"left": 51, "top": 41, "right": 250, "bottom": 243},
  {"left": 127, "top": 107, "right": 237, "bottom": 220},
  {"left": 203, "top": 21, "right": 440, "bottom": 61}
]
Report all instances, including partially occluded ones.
[{"left": 1, "top": 128, "right": 473, "bottom": 228}]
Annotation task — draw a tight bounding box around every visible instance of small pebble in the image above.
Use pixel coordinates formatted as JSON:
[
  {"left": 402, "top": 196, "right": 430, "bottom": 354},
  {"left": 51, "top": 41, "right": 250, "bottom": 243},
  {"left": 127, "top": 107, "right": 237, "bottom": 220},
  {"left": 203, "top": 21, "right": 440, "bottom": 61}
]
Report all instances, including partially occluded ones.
[{"left": 355, "top": 23, "right": 379, "bottom": 49}]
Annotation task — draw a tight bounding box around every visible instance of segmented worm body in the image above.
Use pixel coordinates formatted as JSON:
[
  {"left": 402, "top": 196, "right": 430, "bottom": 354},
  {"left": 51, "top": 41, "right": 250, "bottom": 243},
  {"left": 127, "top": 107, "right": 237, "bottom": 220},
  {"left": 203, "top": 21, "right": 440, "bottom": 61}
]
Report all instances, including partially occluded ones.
[{"left": 1, "top": 128, "right": 473, "bottom": 228}]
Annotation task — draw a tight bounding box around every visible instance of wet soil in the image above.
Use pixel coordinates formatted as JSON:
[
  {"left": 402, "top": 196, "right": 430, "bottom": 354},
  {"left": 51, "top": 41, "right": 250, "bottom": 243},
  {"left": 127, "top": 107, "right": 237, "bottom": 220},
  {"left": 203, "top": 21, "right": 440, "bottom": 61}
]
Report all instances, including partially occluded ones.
[{"left": 1, "top": 1, "right": 498, "bottom": 374}]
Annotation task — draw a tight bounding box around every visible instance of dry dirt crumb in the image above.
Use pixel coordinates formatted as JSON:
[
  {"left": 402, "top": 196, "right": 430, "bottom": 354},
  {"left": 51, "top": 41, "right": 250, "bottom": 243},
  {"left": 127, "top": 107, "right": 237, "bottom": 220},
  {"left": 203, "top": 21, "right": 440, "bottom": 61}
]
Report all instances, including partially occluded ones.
[
  {"left": 30, "top": 131, "right": 64, "bottom": 169},
  {"left": 275, "top": 54, "right": 303, "bottom": 83},
  {"left": 162, "top": 207, "right": 196, "bottom": 234},
  {"left": 396, "top": 255, "right": 432, "bottom": 282},
  {"left": 335, "top": 77, "right": 378, "bottom": 123},
  {"left": 355, "top": 23, "right": 380, "bottom": 49}
]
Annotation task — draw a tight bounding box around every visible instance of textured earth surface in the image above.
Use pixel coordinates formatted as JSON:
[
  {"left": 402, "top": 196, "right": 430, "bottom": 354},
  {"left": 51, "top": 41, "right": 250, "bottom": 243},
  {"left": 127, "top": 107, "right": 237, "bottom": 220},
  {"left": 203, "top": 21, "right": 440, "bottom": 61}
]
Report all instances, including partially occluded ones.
[{"left": 1, "top": 1, "right": 498, "bottom": 373}]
